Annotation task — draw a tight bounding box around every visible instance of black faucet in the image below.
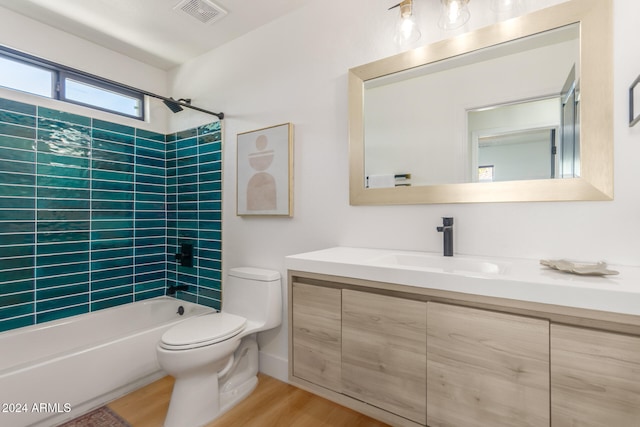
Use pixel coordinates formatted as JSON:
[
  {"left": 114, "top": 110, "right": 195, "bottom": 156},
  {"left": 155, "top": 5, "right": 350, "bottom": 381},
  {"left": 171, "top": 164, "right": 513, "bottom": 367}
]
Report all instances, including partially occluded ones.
[
  {"left": 167, "top": 285, "right": 189, "bottom": 296},
  {"left": 436, "top": 217, "right": 454, "bottom": 257}
]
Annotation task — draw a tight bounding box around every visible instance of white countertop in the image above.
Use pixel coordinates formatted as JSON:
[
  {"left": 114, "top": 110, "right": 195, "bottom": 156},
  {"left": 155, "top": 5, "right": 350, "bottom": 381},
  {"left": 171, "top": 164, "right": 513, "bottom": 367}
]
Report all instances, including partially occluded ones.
[{"left": 285, "top": 247, "right": 640, "bottom": 316}]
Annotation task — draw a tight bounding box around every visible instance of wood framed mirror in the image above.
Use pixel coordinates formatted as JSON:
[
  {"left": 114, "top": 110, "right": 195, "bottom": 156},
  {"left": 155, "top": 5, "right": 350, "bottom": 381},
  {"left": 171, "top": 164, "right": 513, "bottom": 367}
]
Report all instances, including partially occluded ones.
[{"left": 349, "top": 0, "right": 612, "bottom": 205}]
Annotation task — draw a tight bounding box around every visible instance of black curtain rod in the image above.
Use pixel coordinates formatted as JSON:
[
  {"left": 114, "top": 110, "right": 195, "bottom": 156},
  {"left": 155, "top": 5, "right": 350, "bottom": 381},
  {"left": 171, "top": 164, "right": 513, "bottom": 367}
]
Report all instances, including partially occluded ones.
[{"left": 0, "top": 45, "right": 224, "bottom": 120}]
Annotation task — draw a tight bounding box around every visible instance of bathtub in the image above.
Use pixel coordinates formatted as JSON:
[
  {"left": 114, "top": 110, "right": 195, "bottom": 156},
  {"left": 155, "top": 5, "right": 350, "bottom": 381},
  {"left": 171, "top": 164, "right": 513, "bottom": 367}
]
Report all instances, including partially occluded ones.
[{"left": 0, "top": 296, "right": 215, "bottom": 427}]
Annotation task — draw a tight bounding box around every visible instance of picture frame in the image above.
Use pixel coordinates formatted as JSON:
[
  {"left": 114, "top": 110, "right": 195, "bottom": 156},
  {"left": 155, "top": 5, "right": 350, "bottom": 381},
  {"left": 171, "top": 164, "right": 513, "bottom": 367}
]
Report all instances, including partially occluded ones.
[
  {"left": 236, "top": 123, "right": 293, "bottom": 216},
  {"left": 630, "top": 75, "right": 640, "bottom": 127}
]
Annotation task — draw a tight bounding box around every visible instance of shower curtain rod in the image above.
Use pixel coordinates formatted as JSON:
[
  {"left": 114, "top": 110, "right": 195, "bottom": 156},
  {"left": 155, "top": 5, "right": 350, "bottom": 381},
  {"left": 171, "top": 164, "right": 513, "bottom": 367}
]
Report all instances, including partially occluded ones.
[{"left": 0, "top": 45, "right": 225, "bottom": 120}]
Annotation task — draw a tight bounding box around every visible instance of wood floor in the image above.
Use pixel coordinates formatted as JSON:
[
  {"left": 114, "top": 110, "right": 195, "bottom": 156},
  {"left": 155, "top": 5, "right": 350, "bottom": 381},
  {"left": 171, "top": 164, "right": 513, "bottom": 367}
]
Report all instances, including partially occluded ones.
[{"left": 108, "top": 374, "right": 390, "bottom": 427}]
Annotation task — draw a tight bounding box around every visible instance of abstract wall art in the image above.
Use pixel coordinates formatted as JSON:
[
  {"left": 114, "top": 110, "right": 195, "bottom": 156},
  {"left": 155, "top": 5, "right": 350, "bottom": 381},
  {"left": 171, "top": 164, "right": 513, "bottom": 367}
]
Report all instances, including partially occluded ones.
[{"left": 236, "top": 123, "right": 293, "bottom": 216}]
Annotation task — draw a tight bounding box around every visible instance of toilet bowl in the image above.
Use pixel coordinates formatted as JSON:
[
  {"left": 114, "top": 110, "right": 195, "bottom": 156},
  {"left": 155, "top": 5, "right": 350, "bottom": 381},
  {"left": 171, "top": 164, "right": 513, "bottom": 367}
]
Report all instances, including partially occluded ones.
[{"left": 156, "top": 267, "right": 282, "bottom": 427}]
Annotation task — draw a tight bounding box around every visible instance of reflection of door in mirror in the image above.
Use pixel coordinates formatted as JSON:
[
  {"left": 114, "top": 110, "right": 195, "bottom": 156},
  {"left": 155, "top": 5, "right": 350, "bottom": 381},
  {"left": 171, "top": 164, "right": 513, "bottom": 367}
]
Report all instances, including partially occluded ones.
[
  {"left": 561, "top": 66, "right": 579, "bottom": 178},
  {"left": 468, "top": 66, "right": 577, "bottom": 183}
]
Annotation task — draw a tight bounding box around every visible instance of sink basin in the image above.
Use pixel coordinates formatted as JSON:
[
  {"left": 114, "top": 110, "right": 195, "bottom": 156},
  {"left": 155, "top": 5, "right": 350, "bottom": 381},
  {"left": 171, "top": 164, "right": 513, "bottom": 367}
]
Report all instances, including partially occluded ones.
[{"left": 369, "top": 253, "right": 509, "bottom": 275}]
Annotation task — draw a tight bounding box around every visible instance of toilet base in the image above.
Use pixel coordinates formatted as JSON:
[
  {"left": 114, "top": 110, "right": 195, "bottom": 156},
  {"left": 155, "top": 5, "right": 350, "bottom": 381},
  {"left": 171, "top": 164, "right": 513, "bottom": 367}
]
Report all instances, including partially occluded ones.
[{"left": 162, "top": 335, "right": 260, "bottom": 427}]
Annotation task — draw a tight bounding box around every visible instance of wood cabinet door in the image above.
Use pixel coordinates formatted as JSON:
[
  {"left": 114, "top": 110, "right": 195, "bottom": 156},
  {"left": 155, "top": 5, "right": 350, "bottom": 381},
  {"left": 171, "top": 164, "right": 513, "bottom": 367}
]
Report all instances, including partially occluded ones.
[
  {"left": 292, "top": 282, "right": 342, "bottom": 392},
  {"left": 342, "top": 289, "right": 427, "bottom": 425},
  {"left": 551, "top": 324, "right": 640, "bottom": 426},
  {"left": 427, "top": 302, "right": 550, "bottom": 427}
]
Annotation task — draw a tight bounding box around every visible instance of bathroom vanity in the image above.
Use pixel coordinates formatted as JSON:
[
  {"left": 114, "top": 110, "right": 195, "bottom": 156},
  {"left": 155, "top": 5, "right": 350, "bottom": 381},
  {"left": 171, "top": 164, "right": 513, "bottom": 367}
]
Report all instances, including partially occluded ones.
[{"left": 285, "top": 247, "right": 640, "bottom": 427}]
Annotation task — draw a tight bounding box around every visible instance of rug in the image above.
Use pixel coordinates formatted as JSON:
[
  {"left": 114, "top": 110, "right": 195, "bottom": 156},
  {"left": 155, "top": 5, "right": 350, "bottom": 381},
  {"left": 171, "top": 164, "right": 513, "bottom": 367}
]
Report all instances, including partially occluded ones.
[{"left": 58, "top": 406, "right": 132, "bottom": 427}]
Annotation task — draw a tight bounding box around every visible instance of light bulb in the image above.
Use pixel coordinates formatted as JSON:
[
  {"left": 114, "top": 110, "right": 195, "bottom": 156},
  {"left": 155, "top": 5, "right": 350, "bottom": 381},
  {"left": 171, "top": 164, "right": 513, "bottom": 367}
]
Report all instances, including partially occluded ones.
[
  {"left": 394, "top": 0, "right": 421, "bottom": 46},
  {"left": 438, "top": 0, "right": 470, "bottom": 30}
]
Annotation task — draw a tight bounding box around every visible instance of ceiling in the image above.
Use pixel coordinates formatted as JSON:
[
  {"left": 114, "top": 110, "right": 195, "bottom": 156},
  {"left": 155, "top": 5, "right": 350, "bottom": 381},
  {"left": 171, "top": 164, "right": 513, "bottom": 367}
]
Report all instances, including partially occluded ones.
[{"left": 0, "top": 0, "right": 312, "bottom": 70}]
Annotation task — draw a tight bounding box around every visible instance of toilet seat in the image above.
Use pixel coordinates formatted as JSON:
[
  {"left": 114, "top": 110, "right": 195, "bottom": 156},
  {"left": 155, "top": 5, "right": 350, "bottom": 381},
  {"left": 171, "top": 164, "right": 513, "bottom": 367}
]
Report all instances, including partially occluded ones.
[{"left": 160, "top": 312, "right": 247, "bottom": 350}]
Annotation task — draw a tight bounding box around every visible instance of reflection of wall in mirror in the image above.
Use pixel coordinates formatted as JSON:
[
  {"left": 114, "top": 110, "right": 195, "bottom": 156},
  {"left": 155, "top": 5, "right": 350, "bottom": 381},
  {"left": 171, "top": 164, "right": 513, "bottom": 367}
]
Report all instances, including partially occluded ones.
[{"left": 363, "top": 33, "right": 578, "bottom": 187}]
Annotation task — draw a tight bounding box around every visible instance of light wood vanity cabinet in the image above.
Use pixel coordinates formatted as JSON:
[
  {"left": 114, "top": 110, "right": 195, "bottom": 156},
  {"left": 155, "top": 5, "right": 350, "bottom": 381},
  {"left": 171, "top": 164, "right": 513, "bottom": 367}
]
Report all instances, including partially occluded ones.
[
  {"left": 288, "top": 271, "right": 640, "bottom": 427},
  {"left": 551, "top": 324, "right": 640, "bottom": 427},
  {"left": 427, "top": 302, "right": 549, "bottom": 427},
  {"left": 342, "top": 290, "right": 427, "bottom": 425},
  {"left": 291, "top": 282, "right": 342, "bottom": 392}
]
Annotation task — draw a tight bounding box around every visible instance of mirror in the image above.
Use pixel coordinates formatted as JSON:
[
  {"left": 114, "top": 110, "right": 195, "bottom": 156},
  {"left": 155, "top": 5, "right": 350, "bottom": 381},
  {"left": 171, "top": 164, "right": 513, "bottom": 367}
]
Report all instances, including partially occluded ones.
[{"left": 349, "top": 0, "right": 612, "bottom": 205}]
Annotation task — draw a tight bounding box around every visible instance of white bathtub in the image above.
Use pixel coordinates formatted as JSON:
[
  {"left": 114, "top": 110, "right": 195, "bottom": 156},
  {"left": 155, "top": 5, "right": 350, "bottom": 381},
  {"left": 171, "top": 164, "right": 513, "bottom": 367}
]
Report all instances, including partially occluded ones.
[{"left": 0, "top": 296, "right": 215, "bottom": 427}]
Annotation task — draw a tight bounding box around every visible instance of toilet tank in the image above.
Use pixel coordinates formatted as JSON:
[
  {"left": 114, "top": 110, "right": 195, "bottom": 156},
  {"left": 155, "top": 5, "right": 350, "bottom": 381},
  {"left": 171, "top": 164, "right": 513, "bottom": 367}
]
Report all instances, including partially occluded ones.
[{"left": 223, "top": 267, "right": 282, "bottom": 332}]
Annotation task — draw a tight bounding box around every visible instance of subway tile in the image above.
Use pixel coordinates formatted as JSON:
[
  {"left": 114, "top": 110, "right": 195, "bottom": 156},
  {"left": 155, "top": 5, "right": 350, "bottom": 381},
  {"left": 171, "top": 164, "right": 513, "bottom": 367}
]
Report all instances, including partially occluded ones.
[
  {"left": 37, "top": 164, "right": 89, "bottom": 179},
  {"left": 0, "top": 122, "right": 36, "bottom": 139},
  {"left": 37, "top": 230, "right": 90, "bottom": 243},
  {"left": 91, "top": 294, "right": 133, "bottom": 311},
  {"left": 0, "top": 98, "right": 36, "bottom": 115},
  {"left": 0, "top": 158, "right": 35, "bottom": 174},
  {"left": 37, "top": 152, "right": 89, "bottom": 168},
  {"left": 36, "top": 241, "right": 89, "bottom": 255},
  {"left": 0, "top": 233, "right": 35, "bottom": 246},
  {"left": 0, "top": 279, "right": 33, "bottom": 295},
  {"left": 0, "top": 245, "right": 34, "bottom": 258},
  {"left": 0, "top": 146, "right": 35, "bottom": 163},
  {"left": 37, "top": 304, "right": 89, "bottom": 323},
  {"left": 0, "top": 303, "right": 33, "bottom": 321},
  {"left": 35, "top": 272, "right": 89, "bottom": 289},
  {"left": 37, "top": 283, "right": 89, "bottom": 300},
  {"left": 92, "top": 159, "right": 134, "bottom": 173},
  {"left": 37, "top": 262, "right": 89, "bottom": 278},
  {"left": 37, "top": 251, "right": 89, "bottom": 266},
  {"left": 92, "top": 169, "right": 134, "bottom": 183},
  {"left": 37, "top": 294, "right": 90, "bottom": 312},
  {"left": 36, "top": 175, "right": 90, "bottom": 189},
  {"left": 0, "top": 291, "right": 33, "bottom": 307},
  {"left": 37, "top": 211, "right": 89, "bottom": 222},
  {"left": 0, "top": 185, "right": 34, "bottom": 198},
  {"left": 0, "top": 256, "right": 33, "bottom": 271},
  {"left": 92, "top": 285, "right": 133, "bottom": 301},
  {"left": 93, "top": 119, "right": 135, "bottom": 136},
  {"left": 92, "top": 129, "right": 135, "bottom": 146},
  {"left": 0, "top": 197, "right": 34, "bottom": 209},
  {"left": 136, "top": 128, "right": 165, "bottom": 143},
  {"left": 37, "top": 199, "right": 90, "bottom": 211},
  {"left": 37, "top": 107, "right": 91, "bottom": 127},
  {"left": 0, "top": 171, "right": 35, "bottom": 186},
  {"left": 0, "top": 315, "right": 34, "bottom": 332},
  {"left": 136, "top": 288, "right": 165, "bottom": 301},
  {"left": 0, "top": 99, "right": 222, "bottom": 332},
  {"left": 93, "top": 138, "right": 135, "bottom": 155},
  {"left": 91, "top": 275, "right": 132, "bottom": 291},
  {"left": 0, "top": 210, "right": 35, "bottom": 221}
]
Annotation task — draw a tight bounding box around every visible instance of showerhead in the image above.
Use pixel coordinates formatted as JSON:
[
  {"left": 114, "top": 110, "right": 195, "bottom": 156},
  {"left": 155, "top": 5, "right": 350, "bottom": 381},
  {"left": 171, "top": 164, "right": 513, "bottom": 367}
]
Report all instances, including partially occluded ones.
[{"left": 163, "top": 98, "right": 192, "bottom": 113}]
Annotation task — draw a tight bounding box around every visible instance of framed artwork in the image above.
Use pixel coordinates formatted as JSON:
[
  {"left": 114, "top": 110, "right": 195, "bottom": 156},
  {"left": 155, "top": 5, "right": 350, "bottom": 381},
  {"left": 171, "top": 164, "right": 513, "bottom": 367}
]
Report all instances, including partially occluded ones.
[{"left": 236, "top": 123, "right": 293, "bottom": 216}]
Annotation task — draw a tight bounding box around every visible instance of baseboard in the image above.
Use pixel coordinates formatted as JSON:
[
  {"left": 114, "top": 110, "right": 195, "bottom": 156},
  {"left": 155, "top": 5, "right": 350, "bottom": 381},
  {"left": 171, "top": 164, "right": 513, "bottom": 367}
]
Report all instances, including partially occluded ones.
[{"left": 258, "top": 351, "right": 288, "bottom": 383}]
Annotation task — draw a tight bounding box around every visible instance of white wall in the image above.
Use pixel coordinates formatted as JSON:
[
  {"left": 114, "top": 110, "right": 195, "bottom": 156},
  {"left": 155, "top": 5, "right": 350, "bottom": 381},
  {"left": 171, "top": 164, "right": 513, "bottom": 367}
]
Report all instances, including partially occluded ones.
[{"left": 169, "top": 0, "right": 639, "bottom": 381}]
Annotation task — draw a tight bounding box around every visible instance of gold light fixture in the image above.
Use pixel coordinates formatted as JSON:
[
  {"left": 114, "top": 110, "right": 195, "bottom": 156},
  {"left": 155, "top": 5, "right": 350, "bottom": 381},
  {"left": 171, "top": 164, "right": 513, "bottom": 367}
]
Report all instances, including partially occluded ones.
[
  {"left": 389, "top": 0, "right": 422, "bottom": 45},
  {"left": 438, "top": 0, "right": 471, "bottom": 30}
]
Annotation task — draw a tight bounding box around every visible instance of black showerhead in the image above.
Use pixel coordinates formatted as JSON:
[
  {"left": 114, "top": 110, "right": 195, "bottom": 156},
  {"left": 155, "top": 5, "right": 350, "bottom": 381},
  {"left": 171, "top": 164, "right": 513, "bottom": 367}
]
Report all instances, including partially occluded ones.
[{"left": 163, "top": 98, "right": 192, "bottom": 113}]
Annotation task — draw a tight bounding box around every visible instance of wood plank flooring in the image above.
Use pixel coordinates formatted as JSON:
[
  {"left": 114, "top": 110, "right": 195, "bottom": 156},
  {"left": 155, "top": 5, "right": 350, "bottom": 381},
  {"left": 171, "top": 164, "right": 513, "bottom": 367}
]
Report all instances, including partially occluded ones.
[{"left": 108, "top": 374, "right": 390, "bottom": 427}]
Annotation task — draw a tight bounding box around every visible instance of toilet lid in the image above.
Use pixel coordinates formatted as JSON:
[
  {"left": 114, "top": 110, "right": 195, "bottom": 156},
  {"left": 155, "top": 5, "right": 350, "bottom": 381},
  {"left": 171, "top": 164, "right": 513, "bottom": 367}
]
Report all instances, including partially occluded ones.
[{"left": 160, "top": 313, "right": 246, "bottom": 350}]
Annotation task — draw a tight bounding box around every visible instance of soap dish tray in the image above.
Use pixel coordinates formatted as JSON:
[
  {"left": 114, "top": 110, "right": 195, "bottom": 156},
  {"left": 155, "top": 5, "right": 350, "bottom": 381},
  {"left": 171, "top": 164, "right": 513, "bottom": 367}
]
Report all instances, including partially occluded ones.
[{"left": 540, "top": 259, "right": 619, "bottom": 276}]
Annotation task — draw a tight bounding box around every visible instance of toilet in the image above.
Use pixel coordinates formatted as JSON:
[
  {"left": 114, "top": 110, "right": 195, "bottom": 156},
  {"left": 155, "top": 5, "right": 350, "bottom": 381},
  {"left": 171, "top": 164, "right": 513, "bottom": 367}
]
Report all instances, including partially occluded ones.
[{"left": 156, "top": 267, "right": 282, "bottom": 427}]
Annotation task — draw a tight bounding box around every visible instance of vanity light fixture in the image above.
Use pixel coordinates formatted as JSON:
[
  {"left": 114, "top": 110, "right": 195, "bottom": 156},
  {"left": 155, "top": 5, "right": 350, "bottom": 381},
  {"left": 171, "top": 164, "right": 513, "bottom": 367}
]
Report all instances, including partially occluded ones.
[
  {"left": 389, "top": 0, "right": 422, "bottom": 45},
  {"left": 438, "top": 0, "right": 471, "bottom": 30}
]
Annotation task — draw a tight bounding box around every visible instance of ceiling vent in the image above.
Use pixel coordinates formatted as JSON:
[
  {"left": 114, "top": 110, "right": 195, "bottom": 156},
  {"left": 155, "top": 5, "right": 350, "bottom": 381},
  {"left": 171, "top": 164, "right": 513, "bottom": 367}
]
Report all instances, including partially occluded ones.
[{"left": 174, "top": 0, "right": 228, "bottom": 25}]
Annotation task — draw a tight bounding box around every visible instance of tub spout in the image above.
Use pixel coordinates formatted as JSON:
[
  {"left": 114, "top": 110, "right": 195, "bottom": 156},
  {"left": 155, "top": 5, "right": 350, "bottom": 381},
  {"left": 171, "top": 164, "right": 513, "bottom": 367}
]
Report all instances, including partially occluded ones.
[{"left": 167, "top": 285, "right": 189, "bottom": 296}]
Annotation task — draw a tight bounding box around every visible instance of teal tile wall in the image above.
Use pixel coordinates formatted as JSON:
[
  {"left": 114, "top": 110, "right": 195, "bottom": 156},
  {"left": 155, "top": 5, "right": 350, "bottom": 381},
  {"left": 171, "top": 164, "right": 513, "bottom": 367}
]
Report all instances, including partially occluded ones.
[
  {"left": 0, "top": 97, "right": 222, "bottom": 333},
  {"left": 166, "top": 122, "right": 222, "bottom": 308}
]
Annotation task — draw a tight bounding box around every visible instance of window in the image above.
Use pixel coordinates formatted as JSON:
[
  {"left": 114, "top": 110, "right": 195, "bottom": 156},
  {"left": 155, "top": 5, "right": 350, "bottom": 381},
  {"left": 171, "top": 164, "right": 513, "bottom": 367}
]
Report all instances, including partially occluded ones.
[
  {"left": 0, "top": 56, "right": 54, "bottom": 98},
  {"left": 0, "top": 48, "right": 145, "bottom": 120}
]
